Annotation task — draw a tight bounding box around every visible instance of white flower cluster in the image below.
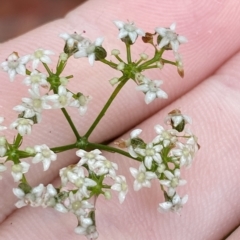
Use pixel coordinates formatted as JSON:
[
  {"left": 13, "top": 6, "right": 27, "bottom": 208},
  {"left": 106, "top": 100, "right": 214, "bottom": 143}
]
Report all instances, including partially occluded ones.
[
  {"left": 119, "top": 110, "right": 198, "bottom": 213},
  {"left": 0, "top": 50, "right": 91, "bottom": 137}
]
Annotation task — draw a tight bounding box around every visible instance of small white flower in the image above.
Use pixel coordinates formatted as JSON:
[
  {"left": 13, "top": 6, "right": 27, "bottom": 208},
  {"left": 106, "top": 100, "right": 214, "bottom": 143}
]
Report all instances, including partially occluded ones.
[
  {"left": 153, "top": 125, "right": 177, "bottom": 147},
  {"left": 113, "top": 20, "right": 145, "bottom": 43},
  {"left": 32, "top": 144, "right": 57, "bottom": 171},
  {"left": 42, "top": 184, "right": 58, "bottom": 208},
  {"left": 135, "top": 143, "right": 162, "bottom": 169},
  {"left": 13, "top": 103, "right": 41, "bottom": 123},
  {"left": 155, "top": 23, "right": 187, "bottom": 52},
  {"left": 170, "top": 142, "right": 194, "bottom": 167},
  {"left": 165, "top": 109, "right": 192, "bottom": 128},
  {"left": 136, "top": 77, "right": 168, "bottom": 104},
  {"left": 67, "top": 166, "right": 96, "bottom": 197},
  {"left": 22, "top": 88, "right": 52, "bottom": 113},
  {"left": 66, "top": 192, "right": 93, "bottom": 216},
  {"left": 23, "top": 70, "right": 49, "bottom": 91},
  {"left": 0, "top": 117, "right": 7, "bottom": 131},
  {"left": 13, "top": 184, "right": 45, "bottom": 208},
  {"left": 111, "top": 175, "right": 128, "bottom": 204},
  {"left": 31, "top": 48, "right": 54, "bottom": 70},
  {"left": 59, "top": 165, "right": 75, "bottom": 186},
  {"left": 10, "top": 118, "right": 34, "bottom": 136},
  {"left": 130, "top": 164, "right": 156, "bottom": 191},
  {"left": 74, "top": 37, "right": 104, "bottom": 66},
  {"left": 11, "top": 162, "right": 30, "bottom": 182},
  {"left": 0, "top": 136, "right": 7, "bottom": 157},
  {"left": 75, "top": 215, "right": 99, "bottom": 240},
  {"left": 59, "top": 32, "right": 85, "bottom": 48},
  {"left": 48, "top": 85, "right": 73, "bottom": 108},
  {"left": 93, "top": 158, "right": 118, "bottom": 177},
  {"left": 0, "top": 164, "right": 7, "bottom": 180},
  {"left": 159, "top": 169, "right": 187, "bottom": 197},
  {"left": 76, "top": 149, "right": 104, "bottom": 170},
  {"left": 125, "top": 129, "right": 142, "bottom": 158},
  {"left": 70, "top": 94, "right": 92, "bottom": 115},
  {"left": 1, "top": 52, "right": 29, "bottom": 81},
  {"left": 158, "top": 194, "right": 188, "bottom": 213}
]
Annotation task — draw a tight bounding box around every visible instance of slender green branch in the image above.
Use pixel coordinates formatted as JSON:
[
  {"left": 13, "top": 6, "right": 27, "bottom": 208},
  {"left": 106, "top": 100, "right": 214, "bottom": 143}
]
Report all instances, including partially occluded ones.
[
  {"left": 61, "top": 108, "right": 81, "bottom": 139},
  {"left": 51, "top": 143, "right": 77, "bottom": 153},
  {"left": 138, "top": 48, "right": 164, "bottom": 70},
  {"left": 126, "top": 44, "right": 132, "bottom": 63},
  {"left": 114, "top": 55, "right": 125, "bottom": 63},
  {"left": 84, "top": 76, "right": 129, "bottom": 139},
  {"left": 14, "top": 134, "right": 22, "bottom": 147},
  {"left": 162, "top": 58, "right": 177, "bottom": 66},
  {"left": 100, "top": 59, "right": 118, "bottom": 69},
  {"left": 42, "top": 62, "right": 53, "bottom": 76},
  {"left": 88, "top": 142, "right": 141, "bottom": 162}
]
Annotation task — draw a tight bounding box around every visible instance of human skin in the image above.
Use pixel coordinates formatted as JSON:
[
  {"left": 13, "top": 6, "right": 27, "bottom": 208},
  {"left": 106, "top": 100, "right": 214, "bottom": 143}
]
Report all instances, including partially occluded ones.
[{"left": 0, "top": 0, "right": 240, "bottom": 239}]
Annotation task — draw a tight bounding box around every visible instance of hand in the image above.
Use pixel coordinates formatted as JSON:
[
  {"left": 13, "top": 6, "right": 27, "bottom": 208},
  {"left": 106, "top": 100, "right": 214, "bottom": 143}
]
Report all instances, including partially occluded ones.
[{"left": 0, "top": 0, "right": 240, "bottom": 239}]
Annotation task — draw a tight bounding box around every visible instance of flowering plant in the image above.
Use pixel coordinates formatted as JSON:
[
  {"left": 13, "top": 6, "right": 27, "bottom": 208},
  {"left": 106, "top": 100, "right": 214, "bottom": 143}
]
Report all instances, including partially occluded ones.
[{"left": 0, "top": 20, "right": 198, "bottom": 239}]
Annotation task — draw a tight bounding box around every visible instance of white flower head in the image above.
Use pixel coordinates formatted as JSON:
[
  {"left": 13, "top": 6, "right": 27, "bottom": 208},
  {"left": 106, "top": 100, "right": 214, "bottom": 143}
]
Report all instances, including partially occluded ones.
[
  {"left": 76, "top": 149, "right": 104, "bottom": 170},
  {"left": 74, "top": 37, "right": 104, "bottom": 66},
  {"left": 165, "top": 109, "right": 192, "bottom": 131},
  {"left": 31, "top": 48, "right": 54, "bottom": 70},
  {"left": 48, "top": 85, "right": 73, "bottom": 108},
  {"left": 111, "top": 175, "right": 128, "bottom": 204},
  {"left": 11, "top": 162, "right": 30, "bottom": 182},
  {"left": 158, "top": 194, "right": 188, "bottom": 213},
  {"left": 0, "top": 117, "right": 7, "bottom": 131},
  {"left": 113, "top": 20, "right": 145, "bottom": 43},
  {"left": 153, "top": 125, "right": 177, "bottom": 147},
  {"left": 130, "top": 164, "right": 156, "bottom": 191},
  {"left": 136, "top": 77, "right": 168, "bottom": 104},
  {"left": 22, "top": 88, "right": 52, "bottom": 113},
  {"left": 135, "top": 142, "right": 162, "bottom": 169},
  {"left": 75, "top": 215, "right": 99, "bottom": 240},
  {"left": 70, "top": 94, "right": 92, "bottom": 116},
  {"left": 155, "top": 23, "right": 188, "bottom": 52},
  {"left": 13, "top": 103, "right": 41, "bottom": 123},
  {"left": 0, "top": 164, "right": 7, "bottom": 180},
  {"left": 23, "top": 70, "right": 49, "bottom": 91},
  {"left": 13, "top": 184, "right": 45, "bottom": 208},
  {"left": 59, "top": 32, "right": 85, "bottom": 48},
  {"left": 67, "top": 166, "right": 96, "bottom": 197},
  {"left": 66, "top": 192, "right": 94, "bottom": 216},
  {"left": 1, "top": 52, "right": 29, "bottom": 81},
  {"left": 93, "top": 158, "right": 118, "bottom": 177},
  {"left": 10, "top": 118, "right": 34, "bottom": 136},
  {"left": 32, "top": 144, "right": 57, "bottom": 171},
  {"left": 159, "top": 169, "right": 187, "bottom": 197}
]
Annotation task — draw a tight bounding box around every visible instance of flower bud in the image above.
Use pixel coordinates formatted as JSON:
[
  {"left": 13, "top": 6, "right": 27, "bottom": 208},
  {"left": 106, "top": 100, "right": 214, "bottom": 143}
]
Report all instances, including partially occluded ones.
[
  {"left": 109, "top": 77, "right": 119, "bottom": 86},
  {"left": 142, "top": 32, "right": 155, "bottom": 44},
  {"left": 140, "top": 53, "right": 148, "bottom": 60},
  {"left": 111, "top": 49, "right": 120, "bottom": 56},
  {"left": 166, "top": 109, "right": 191, "bottom": 132},
  {"left": 94, "top": 46, "right": 107, "bottom": 61},
  {"left": 117, "top": 62, "right": 125, "bottom": 71}
]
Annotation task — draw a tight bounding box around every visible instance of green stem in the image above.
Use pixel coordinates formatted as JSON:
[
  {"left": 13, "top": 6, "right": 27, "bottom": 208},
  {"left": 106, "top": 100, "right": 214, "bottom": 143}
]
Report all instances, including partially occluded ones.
[
  {"left": 126, "top": 44, "right": 132, "bottom": 63},
  {"left": 14, "top": 134, "right": 22, "bottom": 147},
  {"left": 88, "top": 142, "right": 141, "bottom": 162},
  {"left": 84, "top": 75, "right": 129, "bottom": 139},
  {"left": 138, "top": 48, "right": 164, "bottom": 70},
  {"left": 162, "top": 58, "right": 177, "bottom": 66},
  {"left": 51, "top": 143, "right": 77, "bottom": 153},
  {"left": 61, "top": 108, "right": 81, "bottom": 139},
  {"left": 100, "top": 59, "right": 118, "bottom": 69},
  {"left": 42, "top": 63, "right": 53, "bottom": 76}
]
